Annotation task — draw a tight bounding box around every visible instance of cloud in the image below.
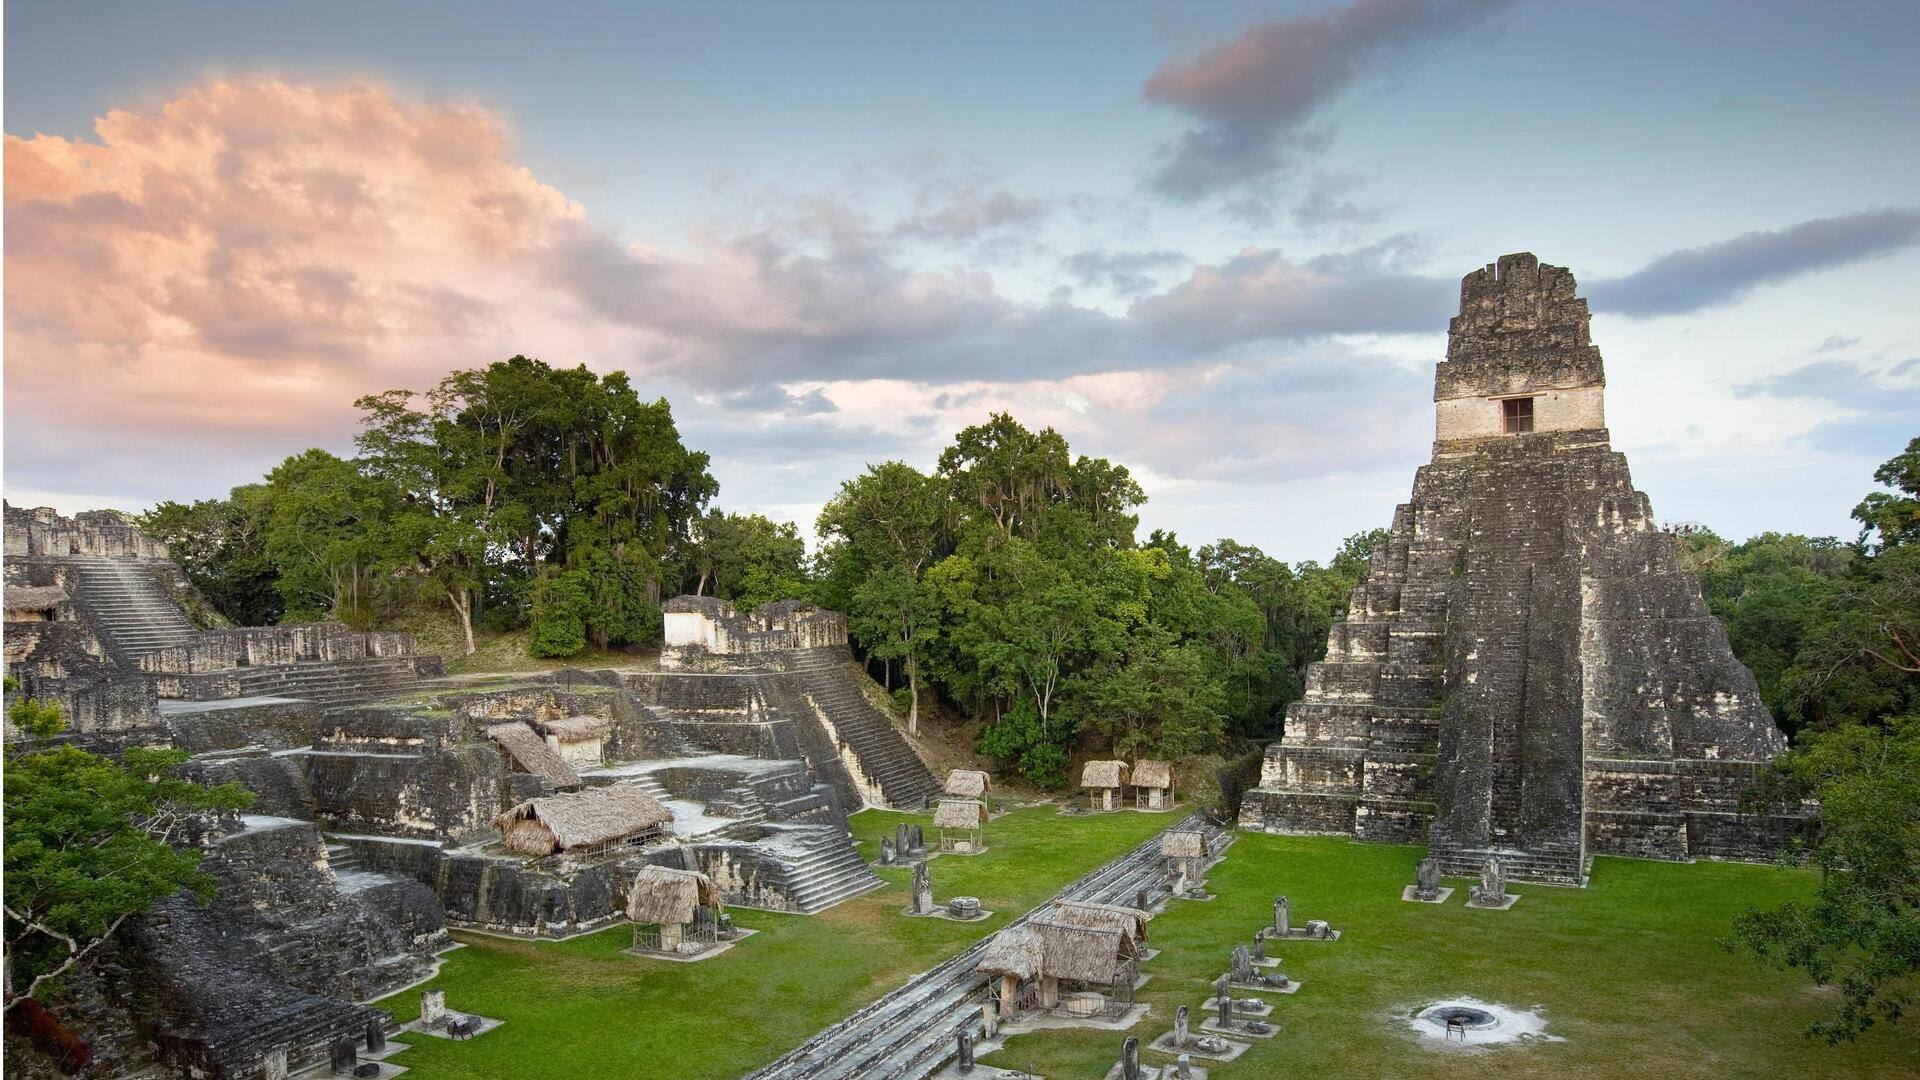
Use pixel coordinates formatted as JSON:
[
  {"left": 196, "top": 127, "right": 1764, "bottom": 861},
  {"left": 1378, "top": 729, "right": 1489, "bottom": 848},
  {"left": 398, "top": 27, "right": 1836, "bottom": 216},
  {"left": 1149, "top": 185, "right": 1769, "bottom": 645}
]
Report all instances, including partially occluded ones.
[
  {"left": 1129, "top": 240, "right": 1451, "bottom": 350},
  {"left": 1059, "top": 249, "right": 1191, "bottom": 296},
  {"left": 1291, "top": 170, "right": 1390, "bottom": 234},
  {"left": 1587, "top": 207, "right": 1920, "bottom": 316},
  {"left": 4, "top": 79, "right": 614, "bottom": 500},
  {"left": 1141, "top": 0, "right": 1513, "bottom": 212},
  {"left": 1734, "top": 354, "right": 1920, "bottom": 459}
]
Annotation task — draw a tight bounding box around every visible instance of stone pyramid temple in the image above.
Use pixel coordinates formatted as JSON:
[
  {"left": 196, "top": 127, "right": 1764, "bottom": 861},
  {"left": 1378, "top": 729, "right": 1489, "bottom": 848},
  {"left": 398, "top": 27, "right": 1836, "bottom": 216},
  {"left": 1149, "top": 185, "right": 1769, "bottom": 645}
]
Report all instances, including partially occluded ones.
[{"left": 1240, "top": 253, "right": 1804, "bottom": 885}]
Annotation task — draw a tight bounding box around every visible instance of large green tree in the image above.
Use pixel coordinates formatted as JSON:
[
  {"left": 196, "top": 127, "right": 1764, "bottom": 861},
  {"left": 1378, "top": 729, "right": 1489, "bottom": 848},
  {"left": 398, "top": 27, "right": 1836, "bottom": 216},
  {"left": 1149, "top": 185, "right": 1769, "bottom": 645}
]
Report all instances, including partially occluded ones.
[
  {"left": 356, "top": 357, "right": 716, "bottom": 654},
  {"left": 141, "top": 486, "right": 281, "bottom": 626},
  {"left": 3, "top": 695, "right": 251, "bottom": 1010},
  {"left": 817, "top": 462, "right": 947, "bottom": 733},
  {"left": 1730, "top": 437, "right": 1920, "bottom": 1042}
]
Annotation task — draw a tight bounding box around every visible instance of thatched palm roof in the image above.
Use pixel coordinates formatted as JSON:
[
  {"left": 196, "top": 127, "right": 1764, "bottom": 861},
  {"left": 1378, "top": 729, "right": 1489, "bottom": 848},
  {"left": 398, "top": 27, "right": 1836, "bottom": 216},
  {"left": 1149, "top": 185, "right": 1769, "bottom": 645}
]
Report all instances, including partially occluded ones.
[
  {"left": 944, "top": 769, "right": 991, "bottom": 798},
  {"left": 625, "top": 864, "right": 720, "bottom": 925},
  {"left": 487, "top": 722, "right": 581, "bottom": 787},
  {"left": 1080, "top": 760, "right": 1128, "bottom": 789},
  {"left": 977, "top": 925, "right": 1044, "bottom": 980},
  {"left": 1131, "top": 760, "right": 1173, "bottom": 789},
  {"left": 1049, "top": 901, "right": 1150, "bottom": 945},
  {"left": 493, "top": 785, "right": 672, "bottom": 851},
  {"left": 543, "top": 715, "right": 611, "bottom": 740},
  {"left": 1161, "top": 830, "right": 1208, "bottom": 860},
  {"left": 1029, "top": 919, "right": 1135, "bottom": 984},
  {"left": 934, "top": 798, "right": 988, "bottom": 830}
]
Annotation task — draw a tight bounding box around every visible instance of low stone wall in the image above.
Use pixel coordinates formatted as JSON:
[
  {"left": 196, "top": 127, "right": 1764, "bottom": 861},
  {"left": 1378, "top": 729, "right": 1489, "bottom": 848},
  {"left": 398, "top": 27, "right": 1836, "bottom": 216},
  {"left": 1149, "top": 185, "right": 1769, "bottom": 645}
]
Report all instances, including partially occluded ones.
[{"left": 138, "top": 622, "right": 421, "bottom": 674}]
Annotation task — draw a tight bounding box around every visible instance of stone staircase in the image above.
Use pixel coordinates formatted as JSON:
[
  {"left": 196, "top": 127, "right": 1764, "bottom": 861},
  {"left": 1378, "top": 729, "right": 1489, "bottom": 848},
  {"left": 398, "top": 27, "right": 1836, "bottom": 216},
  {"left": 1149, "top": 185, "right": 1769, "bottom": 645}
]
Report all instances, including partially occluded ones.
[
  {"left": 70, "top": 556, "right": 199, "bottom": 660},
  {"left": 323, "top": 842, "right": 364, "bottom": 874},
  {"left": 170, "top": 993, "right": 382, "bottom": 1080},
  {"left": 772, "top": 828, "right": 886, "bottom": 913},
  {"left": 1431, "top": 842, "right": 1587, "bottom": 887},
  {"left": 750, "top": 815, "right": 1230, "bottom": 1079},
  {"left": 787, "top": 651, "right": 939, "bottom": 810},
  {"left": 233, "top": 656, "right": 428, "bottom": 707}
]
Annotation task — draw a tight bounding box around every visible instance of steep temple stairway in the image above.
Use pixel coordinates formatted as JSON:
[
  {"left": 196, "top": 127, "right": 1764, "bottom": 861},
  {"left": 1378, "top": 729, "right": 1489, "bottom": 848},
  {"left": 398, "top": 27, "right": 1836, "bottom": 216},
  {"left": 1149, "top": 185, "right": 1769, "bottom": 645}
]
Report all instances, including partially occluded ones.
[
  {"left": 787, "top": 649, "right": 940, "bottom": 810},
  {"left": 70, "top": 556, "right": 200, "bottom": 661}
]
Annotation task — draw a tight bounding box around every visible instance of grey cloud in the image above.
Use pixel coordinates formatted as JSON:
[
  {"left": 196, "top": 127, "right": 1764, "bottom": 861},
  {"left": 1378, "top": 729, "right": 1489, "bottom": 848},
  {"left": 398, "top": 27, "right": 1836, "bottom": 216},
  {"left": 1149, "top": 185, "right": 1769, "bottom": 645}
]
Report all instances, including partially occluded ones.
[
  {"left": 1734, "top": 356, "right": 1920, "bottom": 459},
  {"left": 1059, "top": 249, "right": 1192, "bottom": 296},
  {"left": 1588, "top": 208, "right": 1920, "bottom": 317},
  {"left": 1141, "top": 0, "right": 1514, "bottom": 208},
  {"left": 1128, "top": 245, "right": 1453, "bottom": 351},
  {"left": 1291, "top": 171, "right": 1390, "bottom": 235}
]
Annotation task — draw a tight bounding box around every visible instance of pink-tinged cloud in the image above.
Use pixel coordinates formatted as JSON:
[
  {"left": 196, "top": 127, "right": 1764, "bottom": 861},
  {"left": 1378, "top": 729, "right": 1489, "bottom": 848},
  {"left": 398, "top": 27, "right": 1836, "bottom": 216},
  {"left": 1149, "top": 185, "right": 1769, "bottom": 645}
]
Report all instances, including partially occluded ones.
[
  {"left": 5, "top": 79, "right": 624, "bottom": 501},
  {"left": 1143, "top": 0, "right": 1515, "bottom": 205}
]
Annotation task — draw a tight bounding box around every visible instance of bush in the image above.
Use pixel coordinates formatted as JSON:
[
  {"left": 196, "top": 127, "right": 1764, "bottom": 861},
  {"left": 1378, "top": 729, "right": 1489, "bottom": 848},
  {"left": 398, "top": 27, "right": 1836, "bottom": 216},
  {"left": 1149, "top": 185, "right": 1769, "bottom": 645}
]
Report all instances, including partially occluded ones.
[
  {"left": 977, "top": 703, "right": 1073, "bottom": 788},
  {"left": 529, "top": 571, "right": 589, "bottom": 657}
]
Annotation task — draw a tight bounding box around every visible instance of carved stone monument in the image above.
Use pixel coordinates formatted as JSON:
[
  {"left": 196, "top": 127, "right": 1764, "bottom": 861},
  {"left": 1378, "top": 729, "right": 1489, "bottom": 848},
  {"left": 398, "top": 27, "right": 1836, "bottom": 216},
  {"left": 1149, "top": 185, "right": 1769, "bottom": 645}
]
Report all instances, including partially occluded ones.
[
  {"left": 1467, "top": 855, "right": 1518, "bottom": 909},
  {"left": 1174, "top": 1003, "right": 1189, "bottom": 1047},
  {"left": 914, "top": 861, "right": 933, "bottom": 912},
  {"left": 420, "top": 988, "right": 446, "bottom": 1028},
  {"left": 1416, "top": 857, "right": 1440, "bottom": 900},
  {"left": 329, "top": 1037, "right": 357, "bottom": 1076},
  {"left": 909, "top": 825, "right": 927, "bottom": 856},
  {"left": 1120, "top": 1035, "right": 1141, "bottom": 1080},
  {"left": 880, "top": 837, "right": 897, "bottom": 865},
  {"left": 1273, "top": 895, "right": 1290, "bottom": 936},
  {"left": 365, "top": 1018, "right": 385, "bottom": 1053},
  {"left": 957, "top": 1028, "right": 974, "bottom": 1073},
  {"left": 897, "top": 823, "right": 912, "bottom": 858},
  {"left": 1251, "top": 929, "right": 1265, "bottom": 962},
  {"left": 1175, "top": 1052, "right": 1193, "bottom": 1079}
]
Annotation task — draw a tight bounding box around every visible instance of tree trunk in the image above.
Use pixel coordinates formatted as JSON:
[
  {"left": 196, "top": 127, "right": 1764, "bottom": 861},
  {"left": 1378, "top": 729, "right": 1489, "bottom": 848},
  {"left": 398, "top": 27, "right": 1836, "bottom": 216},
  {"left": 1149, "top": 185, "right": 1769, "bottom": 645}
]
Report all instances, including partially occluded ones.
[
  {"left": 448, "top": 586, "right": 476, "bottom": 655},
  {"left": 907, "top": 655, "right": 920, "bottom": 737}
]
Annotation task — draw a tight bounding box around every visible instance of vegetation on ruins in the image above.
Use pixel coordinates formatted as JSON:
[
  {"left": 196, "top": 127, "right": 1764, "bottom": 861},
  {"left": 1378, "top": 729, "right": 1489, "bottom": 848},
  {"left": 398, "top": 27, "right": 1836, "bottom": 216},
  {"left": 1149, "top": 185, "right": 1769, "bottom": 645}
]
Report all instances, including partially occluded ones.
[
  {"left": 148, "top": 357, "right": 722, "bottom": 654},
  {"left": 2, "top": 687, "right": 252, "bottom": 1011},
  {"left": 817, "top": 413, "right": 1378, "bottom": 785},
  {"left": 1723, "top": 436, "right": 1920, "bottom": 1042}
]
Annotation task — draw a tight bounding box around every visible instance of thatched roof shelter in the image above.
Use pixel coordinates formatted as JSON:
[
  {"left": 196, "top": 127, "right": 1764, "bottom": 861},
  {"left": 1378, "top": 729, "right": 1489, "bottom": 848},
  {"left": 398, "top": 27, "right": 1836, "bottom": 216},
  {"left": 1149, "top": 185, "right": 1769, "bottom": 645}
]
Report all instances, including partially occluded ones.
[
  {"left": 944, "top": 769, "right": 991, "bottom": 798},
  {"left": 625, "top": 865, "right": 720, "bottom": 925},
  {"left": 1049, "top": 901, "right": 1150, "bottom": 945},
  {"left": 934, "top": 798, "right": 988, "bottom": 830},
  {"left": 1131, "top": 760, "right": 1173, "bottom": 790},
  {"left": 493, "top": 785, "right": 672, "bottom": 856},
  {"left": 487, "top": 721, "right": 581, "bottom": 787},
  {"left": 1080, "top": 760, "right": 1128, "bottom": 789},
  {"left": 543, "top": 715, "right": 611, "bottom": 740},
  {"left": 977, "top": 925, "right": 1044, "bottom": 980},
  {"left": 1161, "top": 830, "right": 1208, "bottom": 860},
  {"left": 1028, "top": 919, "right": 1136, "bottom": 984}
]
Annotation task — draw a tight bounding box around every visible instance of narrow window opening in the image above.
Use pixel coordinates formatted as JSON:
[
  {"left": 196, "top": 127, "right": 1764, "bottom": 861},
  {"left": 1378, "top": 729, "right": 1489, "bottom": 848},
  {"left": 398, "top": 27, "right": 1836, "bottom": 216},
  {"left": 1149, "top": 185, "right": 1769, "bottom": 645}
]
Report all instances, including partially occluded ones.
[{"left": 1502, "top": 396, "right": 1535, "bottom": 434}]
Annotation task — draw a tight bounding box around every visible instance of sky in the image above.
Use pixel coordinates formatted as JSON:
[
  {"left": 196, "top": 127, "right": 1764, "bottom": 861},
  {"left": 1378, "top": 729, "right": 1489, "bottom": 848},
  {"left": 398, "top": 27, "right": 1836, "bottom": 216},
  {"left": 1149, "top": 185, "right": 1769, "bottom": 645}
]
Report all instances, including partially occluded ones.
[{"left": 5, "top": 0, "right": 1918, "bottom": 561}]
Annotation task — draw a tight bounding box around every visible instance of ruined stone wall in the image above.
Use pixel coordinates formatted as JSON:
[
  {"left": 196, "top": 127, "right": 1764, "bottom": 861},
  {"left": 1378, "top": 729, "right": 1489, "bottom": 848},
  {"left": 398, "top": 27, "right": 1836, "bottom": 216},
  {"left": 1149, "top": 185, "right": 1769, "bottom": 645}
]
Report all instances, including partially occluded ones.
[
  {"left": 3, "top": 504, "right": 169, "bottom": 559},
  {"left": 112, "top": 817, "right": 441, "bottom": 1079}
]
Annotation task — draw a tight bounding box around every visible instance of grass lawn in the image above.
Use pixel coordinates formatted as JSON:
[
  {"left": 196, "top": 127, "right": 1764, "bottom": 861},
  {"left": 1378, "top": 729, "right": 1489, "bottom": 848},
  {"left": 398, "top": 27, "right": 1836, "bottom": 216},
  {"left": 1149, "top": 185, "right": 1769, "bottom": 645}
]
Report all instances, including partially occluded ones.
[
  {"left": 982, "top": 833, "right": 1918, "bottom": 1080},
  {"left": 373, "top": 805, "right": 1174, "bottom": 1079}
]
